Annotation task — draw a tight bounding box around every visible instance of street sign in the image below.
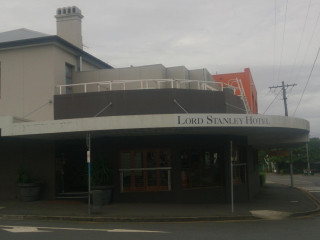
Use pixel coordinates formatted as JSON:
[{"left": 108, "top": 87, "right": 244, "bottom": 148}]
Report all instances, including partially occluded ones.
[{"left": 87, "top": 150, "right": 91, "bottom": 163}]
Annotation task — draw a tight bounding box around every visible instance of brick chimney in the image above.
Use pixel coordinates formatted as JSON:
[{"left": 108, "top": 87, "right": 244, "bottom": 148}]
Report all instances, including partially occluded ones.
[{"left": 55, "top": 6, "right": 83, "bottom": 49}]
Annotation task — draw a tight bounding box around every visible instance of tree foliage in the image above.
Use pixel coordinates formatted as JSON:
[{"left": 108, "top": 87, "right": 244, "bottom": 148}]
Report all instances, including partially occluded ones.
[{"left": 259, "top": 137, "right": 320, "bottom": 173}]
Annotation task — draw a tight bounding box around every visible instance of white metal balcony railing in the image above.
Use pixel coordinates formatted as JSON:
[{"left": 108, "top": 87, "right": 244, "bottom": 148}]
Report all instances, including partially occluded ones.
[
  {"left": 56, "top": 79, "right": 224, "bottom": 95},
  {"left": 55, "top": 78, "right": 250, "bottom": 113},
  {"left": 118, "top": 167, "right": 172, "bottom": 192}
]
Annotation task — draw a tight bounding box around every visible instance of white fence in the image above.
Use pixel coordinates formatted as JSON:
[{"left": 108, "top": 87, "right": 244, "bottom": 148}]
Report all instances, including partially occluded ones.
[{"left": 56, "top": 79, "right": 224, "bottom": 95}]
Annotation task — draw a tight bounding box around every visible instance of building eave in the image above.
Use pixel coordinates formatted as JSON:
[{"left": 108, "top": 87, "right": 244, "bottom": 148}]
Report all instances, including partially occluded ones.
[
  {"left": 0, "top": 35, "right": 113, "bottom": 69},
  {"left": 0, "top": 114, "right": 310, "bottom": 148}
]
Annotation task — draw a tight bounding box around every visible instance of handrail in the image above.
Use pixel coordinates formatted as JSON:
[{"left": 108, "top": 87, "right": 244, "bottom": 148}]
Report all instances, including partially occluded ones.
[
  {"left": 227, "top": 78, "right": 251, "bottom": 114},
  {"left": 56, "top": 79, "right": 224, "bottom": 95}
]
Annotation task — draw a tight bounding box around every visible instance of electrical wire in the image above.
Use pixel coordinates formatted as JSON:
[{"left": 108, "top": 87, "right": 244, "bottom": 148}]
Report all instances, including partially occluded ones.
[
  {"left": 263, "top": 89, "right": 282, "bottom": 115},
  {"left": 285, "top": 84, "right": 295, "bottom": 98},
  {"left": 267, "top": 0, "right": 312, "bottom": 115},
  {"left": 293, "top": 45, "right": 320, "bottom": 116},
  {"left": 293, "top": 4, "right": 320, "bottom": 85},
  {"left": 263, "top": 0, "right": 282, "bottom": 115},
  {"left": 276, "top": 0, "right": 289, "bottom": 83},
  {"left": 288, "top": 0, "right": 311, "bottom": 84},
  {"left": 273, "top": 0, "right": 277, "bottom": 83}
]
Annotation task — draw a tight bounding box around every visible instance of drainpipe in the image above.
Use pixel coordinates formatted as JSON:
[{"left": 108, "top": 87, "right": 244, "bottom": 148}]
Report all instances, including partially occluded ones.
[
  {"left": 203, "top": 68, "right": 207, "bottom": 82},
  {"left": 79, "top": 56, "right": 83, "bottom": 71}
]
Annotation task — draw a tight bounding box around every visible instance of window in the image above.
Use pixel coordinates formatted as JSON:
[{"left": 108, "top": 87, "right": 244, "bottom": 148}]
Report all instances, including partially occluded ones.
[
  {"left": 65, "top": 63, "right": 73, "bottom": 94},
  {"left": 119, "top": 149, "right": 171, "bottom": 192},
  {"left": 181, "top": 149, "right": 223, "bottom": 188}
]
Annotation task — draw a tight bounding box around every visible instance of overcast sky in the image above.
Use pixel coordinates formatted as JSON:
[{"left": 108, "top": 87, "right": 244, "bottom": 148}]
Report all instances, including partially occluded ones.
[{"left": 1, "top": 0, "right": 319, "bottom": 137}]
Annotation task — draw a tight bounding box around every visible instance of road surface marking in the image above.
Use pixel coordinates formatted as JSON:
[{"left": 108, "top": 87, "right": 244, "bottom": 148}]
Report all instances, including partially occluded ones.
[
  {"left": 0, "top": 225, "right": 167, "bottom": 233},
  {"left": 1, "top": 226, "right": 51, "bottom": 233}
]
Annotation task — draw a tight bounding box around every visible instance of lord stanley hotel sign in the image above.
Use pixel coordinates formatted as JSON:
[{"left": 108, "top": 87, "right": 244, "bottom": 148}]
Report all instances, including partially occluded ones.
[{"left": 176, "top": 114, "right": 271, "bottom": 127}]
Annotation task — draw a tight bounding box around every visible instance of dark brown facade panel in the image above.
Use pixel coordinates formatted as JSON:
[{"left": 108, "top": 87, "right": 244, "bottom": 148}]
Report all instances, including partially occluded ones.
[
  {"left": 0, "top": 138, "right": 55, "bottom": 200},
  {"left": 54, "top": 88, "right": 246, "bottom": 120}
]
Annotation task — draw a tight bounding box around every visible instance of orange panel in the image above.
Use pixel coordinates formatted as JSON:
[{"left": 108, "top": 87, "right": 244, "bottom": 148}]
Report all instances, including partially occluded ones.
[{"left": 213, "top": 68, "right": 258, "bottom": 114}]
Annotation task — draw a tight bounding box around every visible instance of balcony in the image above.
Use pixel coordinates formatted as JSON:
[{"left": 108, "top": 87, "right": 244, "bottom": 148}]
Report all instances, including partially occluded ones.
[{"left": 56, "top": 79, "right": 224, "bottom": 95}]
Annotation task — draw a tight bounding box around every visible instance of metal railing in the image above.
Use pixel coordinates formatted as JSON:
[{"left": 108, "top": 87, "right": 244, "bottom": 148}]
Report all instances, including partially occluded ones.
[
  {"left": 119, "top": 167, "right": 172, "bottom": 192},
  {"left": 56, "top": 79, "right": 224, "bottom": 95},
  {"left": 226, "top": 78, "right": 251, "bottom": 114}
]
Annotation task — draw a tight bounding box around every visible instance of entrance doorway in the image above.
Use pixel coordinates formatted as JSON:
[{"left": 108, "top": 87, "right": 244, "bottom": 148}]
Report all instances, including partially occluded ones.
[
  {"left": 55, "top": 141, "right": 88, "bottom": 199},
  {"left": 119, "top": 149, "right": 171, "bottom": 192}
]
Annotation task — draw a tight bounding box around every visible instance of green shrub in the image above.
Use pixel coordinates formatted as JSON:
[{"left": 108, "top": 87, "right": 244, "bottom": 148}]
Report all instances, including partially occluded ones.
[{"left": 259, "top": 172, "right": 266, "bottom": 187}]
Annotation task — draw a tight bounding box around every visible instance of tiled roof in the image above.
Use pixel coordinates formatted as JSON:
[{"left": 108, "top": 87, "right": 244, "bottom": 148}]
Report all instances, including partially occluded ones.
[
  {"left": 0, "top": 28, "right": 49, "bottom": 43},
  {"left": 0, "top": 29, "right": 112, "bottom": 69}
]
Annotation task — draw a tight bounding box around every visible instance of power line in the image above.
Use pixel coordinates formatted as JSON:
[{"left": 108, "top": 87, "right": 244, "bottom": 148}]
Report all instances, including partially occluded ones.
[
  {"left": 263, "top": 89, "right": 282, "bottom": 115},
  {"left": 288, "top": 0, "right": 311, "bottom": 83},
  {"left": 293, "top": 45, "right": 320, "bottom": 116},
  {"left": 276, "top": 0, "right": 289, "bottom": 83},
  {"left": 273, "top": 0, "right": 277, "bottom": 83},
  {"left": 267, "top": 1, "right": 314, "bottom": 116},
  {"left": 293, "top": 3, "right": 320, "bottom": 85}
]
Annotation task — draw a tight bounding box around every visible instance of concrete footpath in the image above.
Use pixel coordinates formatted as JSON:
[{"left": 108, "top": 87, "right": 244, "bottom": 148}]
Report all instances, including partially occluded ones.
[{"left": 0, "top": 183, "right": 319, "bottom": 222}]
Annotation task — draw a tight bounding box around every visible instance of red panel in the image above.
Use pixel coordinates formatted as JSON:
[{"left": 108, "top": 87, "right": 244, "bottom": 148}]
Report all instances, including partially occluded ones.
[{"left": 213, "top": 68, "right": 258, "bottom": 114}]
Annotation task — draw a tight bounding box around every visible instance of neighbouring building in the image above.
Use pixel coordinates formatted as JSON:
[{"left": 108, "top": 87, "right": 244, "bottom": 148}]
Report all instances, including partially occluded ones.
[
  {"left": 0, "top": 7, "right": 309, "bottom": 204},
  {"left": 213, "top": 68, "right": 258, "bottom": 114}
]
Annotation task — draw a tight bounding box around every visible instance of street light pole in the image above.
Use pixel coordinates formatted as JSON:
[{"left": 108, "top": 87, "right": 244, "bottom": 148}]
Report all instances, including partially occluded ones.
[
  {"left": 289, "top": 149, "right": 294, "bottom": 187},
  {"left": 230, "top": 140, "right": 234, "bottom": 213},
  {"left": 86, "top": 133, "right": 91, "bottom": 215},
  {"left": 306, "top": 143, "right": 311, "bottom": 175}
]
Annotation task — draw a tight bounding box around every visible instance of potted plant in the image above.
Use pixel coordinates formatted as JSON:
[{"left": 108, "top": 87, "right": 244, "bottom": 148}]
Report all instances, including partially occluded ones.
[
  {"left": 17, "top": 170, "right": 41, "bottom": 202},
  {"left": 91, "top": 155, "right": 113, "bottom": 206}
]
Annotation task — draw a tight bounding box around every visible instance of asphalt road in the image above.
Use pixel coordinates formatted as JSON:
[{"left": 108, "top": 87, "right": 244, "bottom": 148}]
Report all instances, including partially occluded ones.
[
  {"left": 1, "top": 173, "right": 319, "bottom": 240},
  {"left": 267, "top": 173, "right": 320, "bottom": 200},
  {"left": 0, "top": 215, "right": 320, "bottom": 240}
]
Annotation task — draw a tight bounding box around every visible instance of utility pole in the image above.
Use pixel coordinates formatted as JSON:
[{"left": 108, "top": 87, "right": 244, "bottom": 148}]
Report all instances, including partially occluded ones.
[
  {"left": 269, "top": 81, "right": 297, "bottom": 187},
  {"left": 269, "top": 81, "right": 297, "bottom": 117}
]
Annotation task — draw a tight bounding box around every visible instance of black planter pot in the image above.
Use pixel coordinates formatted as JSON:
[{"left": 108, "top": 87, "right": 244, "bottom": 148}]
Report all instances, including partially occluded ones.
[
  {"left": 91, "top": 186, "right": 113, "bottom": 206},
  {"left": 18, "top": 183, "right": 41, "bottom": 202}
]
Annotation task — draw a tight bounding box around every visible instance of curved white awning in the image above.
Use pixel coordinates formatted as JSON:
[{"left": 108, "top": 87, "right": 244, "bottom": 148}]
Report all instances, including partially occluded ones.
[{"left": 0, "top": 114, "right": 310, "bottom": 147}]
